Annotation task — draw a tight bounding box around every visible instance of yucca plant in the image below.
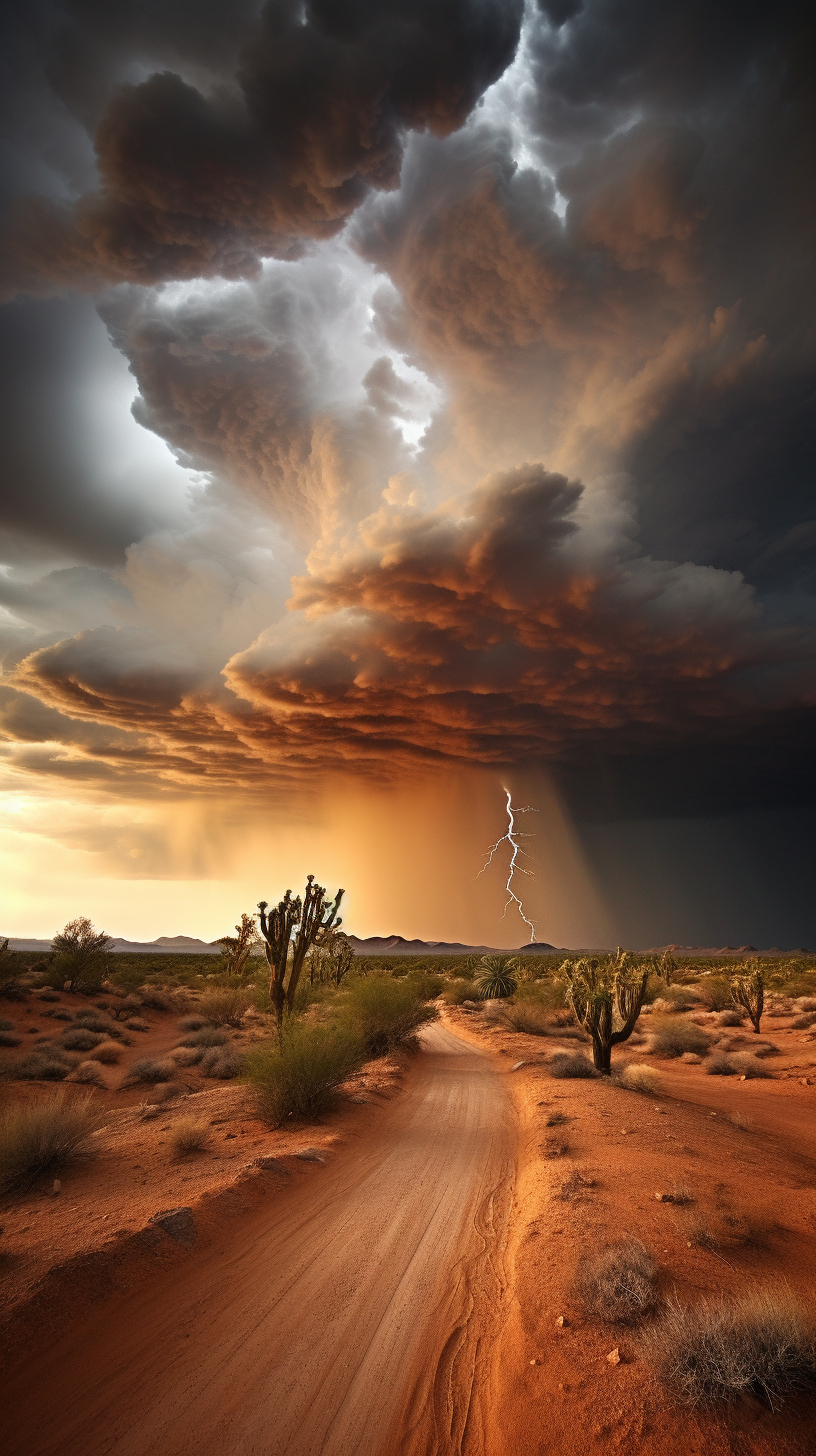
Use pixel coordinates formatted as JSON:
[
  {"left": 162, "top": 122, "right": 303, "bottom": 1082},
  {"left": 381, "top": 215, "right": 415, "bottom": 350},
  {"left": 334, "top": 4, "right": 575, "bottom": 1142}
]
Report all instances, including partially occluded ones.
[
  {"left": 731, "top": 961, "right": 765, "bottom": 1033},
  {"left": 563, "top": 950, "right": 648, "bottom": 1074},
  {"left": 473, "top": 955, "right": 519, "bottom": 1000}
]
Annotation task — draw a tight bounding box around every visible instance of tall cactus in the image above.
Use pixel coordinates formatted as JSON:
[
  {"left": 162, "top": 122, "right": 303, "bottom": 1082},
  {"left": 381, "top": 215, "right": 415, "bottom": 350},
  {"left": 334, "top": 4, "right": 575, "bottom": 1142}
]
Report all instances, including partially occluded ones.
[
  {"left": 563, "top": 950, "right": 649, "bottom": 1074},
  {"left": 258, "top": 876, "right": 344, "bottom": 1027},
  {"left": 731, "top": 961, "right": 764, "bottom": 1033}
]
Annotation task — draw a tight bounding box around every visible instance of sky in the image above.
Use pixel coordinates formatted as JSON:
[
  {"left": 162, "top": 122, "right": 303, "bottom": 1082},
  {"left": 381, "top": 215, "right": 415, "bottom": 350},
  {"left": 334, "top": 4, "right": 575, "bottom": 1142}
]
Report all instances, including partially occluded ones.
[{"left": 0, "top": 0, "right": 814, "bottom": 949}]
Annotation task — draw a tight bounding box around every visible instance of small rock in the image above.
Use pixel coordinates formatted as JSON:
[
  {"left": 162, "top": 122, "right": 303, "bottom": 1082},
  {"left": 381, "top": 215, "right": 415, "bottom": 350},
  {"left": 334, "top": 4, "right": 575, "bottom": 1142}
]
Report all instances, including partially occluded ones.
[
  {"left": 556, "top": 1315, "right": 567, "bottom": 1327},
  {"left": 52, "top": 1179, "right": 61, "bottom": 1195},
  {"left": 148, "top": 1207, "right": 197, "bottom": 1248},
  {"left": 295, "top": 1148, "right": 326, "bottom": 1164},
  {"left": 510, "top": 1061, "right": 528, "bottom": 1071},
  {"left": 606, "top": 1348, "right": 621, "bottom": 1365},
  {"left": 529, "top": 1358, "right": 539, "bottom": 1365}
]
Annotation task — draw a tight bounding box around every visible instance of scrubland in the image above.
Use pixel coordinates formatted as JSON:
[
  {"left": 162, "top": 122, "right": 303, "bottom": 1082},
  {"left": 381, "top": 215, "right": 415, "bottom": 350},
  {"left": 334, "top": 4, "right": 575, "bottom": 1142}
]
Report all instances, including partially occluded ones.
[{"left": 1, "top": 943, "right": 814, "bottom": 1455}]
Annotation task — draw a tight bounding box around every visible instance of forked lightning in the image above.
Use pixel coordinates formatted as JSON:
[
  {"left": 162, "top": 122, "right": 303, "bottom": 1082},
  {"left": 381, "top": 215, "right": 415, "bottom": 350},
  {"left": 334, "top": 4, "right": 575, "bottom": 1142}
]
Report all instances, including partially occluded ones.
[{"left": 479, "top": 788, "right": 538, "bottom": 943}]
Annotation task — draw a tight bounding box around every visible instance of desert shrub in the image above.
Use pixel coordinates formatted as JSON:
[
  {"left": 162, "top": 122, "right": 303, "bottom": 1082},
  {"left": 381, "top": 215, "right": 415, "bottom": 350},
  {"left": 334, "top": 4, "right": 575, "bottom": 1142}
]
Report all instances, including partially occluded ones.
[
  {"left": 138, "top": 990, "right": 174, "bottom": 1011},
  {"left": 0, "top": 1090, "right": 101, "bottom": 1192},
  {"left": 0, "top": 1018, "right": 14, "bottom": 1030},
  {"left": 88, "top": 1041, "right": 122, "bottom": 1064},
  {"left": 649, "top": 1017, "right": 712, "bottom": 1059},
  {"left": 697, "top": 977, "right": 733, "bottom": 1012},
  {"left": 617, "top": 1063, "right": 662, "bottom": 1094},
  {"left": 128, "top": 1056, "right": 176, "bottom": 1083},
  {"left": 179, "top": 1015, "right": 209, "bottom": 1031},
  {"left": 61, "top": 1028, "right": 104, "bottom": 1051},
  {"left": 341, "top": 976, "right": 439, "bottom": 1056},
  {"left": 795, "top": 996, "right": 816, "bottom": 1012},
  {"left": 170, "top": 1045, "right": 203, "bottom": 1065},
  {"left": 245, "top": 1021, "right": 365, "bottom": 1126},
  {"left": 731, "top": 1054, "right": 773, "bottom": 1079},
  {"left": 550, "top": 1051, "right": 596, "bottom": 1079},
  {"left": 752, "top": 1041, "right": 781, "bottom": 1057},
  {"left": 406, "top": 971, "right": 444, "bottom": 1001},
  {"left": 68, "top": 1060, "right": 105, "bottom": 1086},
  {"left": 198, "top": 988, "right": 250, "bottom": 1027},
  {"left": 46, "top": 918, "right": 112, "bottom": 993},
  {"left": 200, "top": 1047, "right": 243, "bottom": 1079},
  {"left": 181, "top": 1027, "right": 228, "bottom": 1048},
  {"left": 7, "top": 1045, "right": 77, "bottom": 1080},
  {"left": 791, "top": 1012, "right": 816, "bottom": 1029},
  {"left": 706, "top": 1053, "right": 737, "bottom": 1075},
  {"left": 643, "top": 1288, "right": 816, "bottom": 1409},
  {"left": 516, "top": 980, "right": 570, "bottom": 1012},
  {"left": 0, "top": 1030, "right": 22, "bottom": 1047},
  {"left": 496, "top": 1004, "right": 552, "bottom": 1036},
  {"left": 442, "top": 979, "right": 475, "bottom": 1006},
  {"left": 575, "top": 1238, "right": 659, "bottom": 1323},
  {"left": 717, "top": 1010, "right": 745, "bottom": 1027},
  {"left": 171, "top": 1116, "right": 211, "bottom": 1155}
]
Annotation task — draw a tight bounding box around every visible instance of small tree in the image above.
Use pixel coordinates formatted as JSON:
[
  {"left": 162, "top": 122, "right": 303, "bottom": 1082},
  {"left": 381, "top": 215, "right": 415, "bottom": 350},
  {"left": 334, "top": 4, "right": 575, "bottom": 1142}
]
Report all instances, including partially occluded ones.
[
  {"left": 325, "top": 930, "right": 355, "bottom": 988},
  {"left": 258, "top": 875, "right": 344, "bottom": 1028},
  {"left": 731, "top": 961, "right": 764, "bottom": 1033},
  {"left": 51, "top": 918, "right": 113, "bottom": 993},
  {"left": 216, "top": 913, "right": 259, "bottom": 979},
  {"left": 563, "top": 950, "right": 649, "bottom": 1075}
]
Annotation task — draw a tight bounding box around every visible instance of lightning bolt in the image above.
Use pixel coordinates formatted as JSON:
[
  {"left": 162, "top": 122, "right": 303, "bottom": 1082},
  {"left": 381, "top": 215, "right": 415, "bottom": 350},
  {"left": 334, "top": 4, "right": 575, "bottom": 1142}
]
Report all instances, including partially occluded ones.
[{"left": 479, "top": 787, "right": 539, "bottom": 943}]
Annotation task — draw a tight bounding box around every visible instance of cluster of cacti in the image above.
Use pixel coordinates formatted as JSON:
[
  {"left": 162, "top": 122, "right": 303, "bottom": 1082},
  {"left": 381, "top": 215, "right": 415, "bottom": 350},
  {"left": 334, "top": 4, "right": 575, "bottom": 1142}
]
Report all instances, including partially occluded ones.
[
  {"left": 216, "top": 912, "right": 259, "bottom": 978},
  {"left": 258, "top": 875, "right": 344, "bottom": 1027},
  {"left": 731, "top": 961, "right": 765, "bottom": 1032},
  {"left": 562, "top": 949, "right": 649, "bottom": 1074},
  {"left": 473, "top": 954, "right": 519, "bottom": 999}
]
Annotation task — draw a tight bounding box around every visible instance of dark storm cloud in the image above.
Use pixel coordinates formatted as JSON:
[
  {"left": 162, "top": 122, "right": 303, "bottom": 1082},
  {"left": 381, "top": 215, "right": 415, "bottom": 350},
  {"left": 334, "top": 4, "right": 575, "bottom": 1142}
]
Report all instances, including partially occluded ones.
[
  {"left": 1, "top": 0, "right": 523, "bottom": 295},
  {"left": 1, "top": 0, "right": 814, "bottom": 830}
]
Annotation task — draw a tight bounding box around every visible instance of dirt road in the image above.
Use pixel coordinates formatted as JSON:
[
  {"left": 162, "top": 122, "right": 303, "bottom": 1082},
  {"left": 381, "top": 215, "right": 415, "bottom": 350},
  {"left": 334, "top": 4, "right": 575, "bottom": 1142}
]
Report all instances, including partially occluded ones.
[{"left": 4, "top": 1024, "right": 516, "bottom": 1456}]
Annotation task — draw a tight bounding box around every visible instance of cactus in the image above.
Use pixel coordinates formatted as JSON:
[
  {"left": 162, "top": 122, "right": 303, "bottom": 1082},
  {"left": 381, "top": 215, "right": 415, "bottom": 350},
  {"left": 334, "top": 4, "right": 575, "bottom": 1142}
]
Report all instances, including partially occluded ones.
[
  {"left": 473, "top": 954, "right": 519, "bottom": 999},
  {"left": 658, "top": 947, "right": 677, "bottom": 986},
  {"left": 258, "top": 876, "right": 344, "bottom": 1027},
  {"left": 563, "top": 950, "right": 648, "bottom": 1074},
  {"left": 731, "top": 961, "right": 764, "bottom": 1033}
]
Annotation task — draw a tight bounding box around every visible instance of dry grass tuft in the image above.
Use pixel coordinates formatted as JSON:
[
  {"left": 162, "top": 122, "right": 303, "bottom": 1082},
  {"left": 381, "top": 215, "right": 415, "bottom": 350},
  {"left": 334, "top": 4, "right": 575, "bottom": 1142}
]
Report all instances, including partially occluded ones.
[
  {"left": 128, "top": 1056, "right": 176, "bottom": 1084},
  {"left": 617, "top": 1063, "right": 662, "bottom": 1094},
  {"left": 649, "top": 1017, "right": 712, "bottom": 1059},
  {"left": 68, "top": 1060, "right": 105, "bottom": 1085},
  {"left": 731, "top": 1053, "right": 773, "bottom": 1079},
  {"left": 791, "top": 1012, "right": 816, "bottom": 1029},
  {"left": 170, "top": 1045, "right": 203, "bottom": 1066},
  {"left": 643, "top": 1287, "right": 816, "bottom": 1409},
  {"left": 575, "top": 1238, "right": 659, "bottom": 1323},
  {"left": 170, "top": 1116, "right": 211, "bottom": 1155},
  {"left": 549, "top": 1050, "right": 596, "bottom": 1079},
  {"left": 495, "top": 1004, "right": 552, "bottom": 1035},
  {"left": 706, "top": 1053, "right": 737, "bottom": 1076},
  {"left": 61, "top": 1028, "right": 104, "bottom": 1051},
  {"left": 0, "top": 1090, "right": 101, "bottom": 1192},
  {"left": 200, "top": 1046, "right": 243, "bottom": 1079},
  {"left": 181, "top": 1027, "right": 228, "bottom": 1048}
]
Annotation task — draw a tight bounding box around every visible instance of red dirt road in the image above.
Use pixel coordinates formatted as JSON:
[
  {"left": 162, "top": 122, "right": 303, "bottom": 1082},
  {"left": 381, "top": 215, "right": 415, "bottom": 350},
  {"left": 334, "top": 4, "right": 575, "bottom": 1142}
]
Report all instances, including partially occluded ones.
[{"left": 4, "top": 1025, "right": 515, "bottom": 1456}]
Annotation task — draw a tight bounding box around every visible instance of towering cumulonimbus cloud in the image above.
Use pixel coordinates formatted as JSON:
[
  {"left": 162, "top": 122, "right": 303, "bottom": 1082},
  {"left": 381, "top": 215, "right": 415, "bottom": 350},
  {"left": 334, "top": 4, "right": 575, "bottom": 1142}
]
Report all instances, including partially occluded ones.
[
  {"left": 0, "top": 0, "right": 814, "bottom": 840},
  {"left": 1, "top": 0, "right": 524, "bottom": 295}
]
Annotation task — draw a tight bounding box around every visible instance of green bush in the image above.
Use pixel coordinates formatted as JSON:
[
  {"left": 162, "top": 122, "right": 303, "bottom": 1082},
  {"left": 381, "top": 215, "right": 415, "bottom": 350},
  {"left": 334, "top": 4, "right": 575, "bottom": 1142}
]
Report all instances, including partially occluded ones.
[
  {"left": 442, "top": 978, "right": 476, "bottom": 1005},
  {"left": 245, "top": 1021, "right": 365, "bottom": 1126},
  {"left": 515, "top": 979, "right": 569, "bottom": 1011},
  {"left": 495, "top": 1004, "right": 552, "bottom": 1036},
  {"left": 341, "top": 976, "right": 439, "bottom": 1056},
  {"left": 696, "top": 977, "right": 733, "bottom": 1012},
  {"left": 649, "top": 1017, "right": 712, "bottom": 1059},
  {"left": 0, "top": 1090, "right": 101, "bottom": 1192}
]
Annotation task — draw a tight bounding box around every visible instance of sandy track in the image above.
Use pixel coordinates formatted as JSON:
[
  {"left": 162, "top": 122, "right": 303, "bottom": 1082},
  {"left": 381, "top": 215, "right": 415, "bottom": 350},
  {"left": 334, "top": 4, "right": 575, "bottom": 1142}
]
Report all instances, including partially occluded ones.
[{"left": 4, "top": 1024, "right": 515, "bottom": 1456}]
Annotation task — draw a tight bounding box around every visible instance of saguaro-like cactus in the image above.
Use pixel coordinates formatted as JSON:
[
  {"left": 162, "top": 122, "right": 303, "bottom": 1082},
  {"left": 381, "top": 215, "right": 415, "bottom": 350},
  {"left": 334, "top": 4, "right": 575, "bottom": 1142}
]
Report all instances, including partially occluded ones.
[
  {"left": 563, "top": 950, "right": 649, "bottom": 1075},
  {"left": 731, "top": 961, "right": 765, "bottom": 1033},
  {"left": 658, "top": 947, "right": 677, "bottom": 986},
  {"left": 216, "top": 913, "right": 259, "bottom": 978},
  {"left": 258, "top": 876, "right": 344, "bottom": 1026}
]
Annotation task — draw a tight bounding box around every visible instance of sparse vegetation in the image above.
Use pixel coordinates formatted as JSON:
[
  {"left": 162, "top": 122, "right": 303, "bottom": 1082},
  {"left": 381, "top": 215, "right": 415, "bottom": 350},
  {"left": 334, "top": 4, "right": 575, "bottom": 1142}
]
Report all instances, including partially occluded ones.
[
  {"left": 198, "top": 987, "right": 251, "bottom": 1026},
  {"left": 88, "top": 1041, "right": 122, "bottom": 1064},
  {"left": 181, "top": 1027, "right": 228, "bottom": 1047},
  {"left": 200, "top": 1046, "right": 243, "bottom": 1079},
  {"left": 171, "top": 1116, "right": 211, "bottom": 1155},
  {"left": 495, "top": 1003, "right": 551, "bottom": 1035},
  {"left": 47, "top": 917, "right": 113, "bottom": 993},
  {"left": 575, "top": 1238, "right": 659, "bottom": 1323},
  {"left": 68, "top": 1060, "right": 105, "bottom": 1085},
  {"left": 441, "top": 978, "right": 475, "bottom": 1005},
  {"left": 643, "top": 1287, "right": 816, "bottom": 1409},
  {"left": 61, "top": 1028, "right": 104, "bottom": 1051},
  {"left": 706, "top": 1053, "right": 737, "bottom": 1075},
  {"left": 245, "top": 1021, "right": 365, "bottom": 1126},
  {"left": 697, "top": 977, "right": 733, "bottom": 1012},
  {"left": 0, "top": 1090, "right": 101, "bottom": 1192}
]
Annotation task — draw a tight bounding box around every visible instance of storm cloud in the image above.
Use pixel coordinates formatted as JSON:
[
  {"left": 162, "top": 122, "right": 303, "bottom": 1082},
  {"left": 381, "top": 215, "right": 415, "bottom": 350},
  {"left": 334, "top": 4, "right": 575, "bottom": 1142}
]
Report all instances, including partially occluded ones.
[{"left": 1, "top": 0, "right": 814, "bottom": 853}]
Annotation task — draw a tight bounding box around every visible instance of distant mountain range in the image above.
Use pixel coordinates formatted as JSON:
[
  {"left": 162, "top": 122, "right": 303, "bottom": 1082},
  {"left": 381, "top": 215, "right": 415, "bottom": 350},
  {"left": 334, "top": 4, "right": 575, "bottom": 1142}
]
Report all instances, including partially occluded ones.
[{"left": 6, "top": 934, "right": 810, "bottom": 957}]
